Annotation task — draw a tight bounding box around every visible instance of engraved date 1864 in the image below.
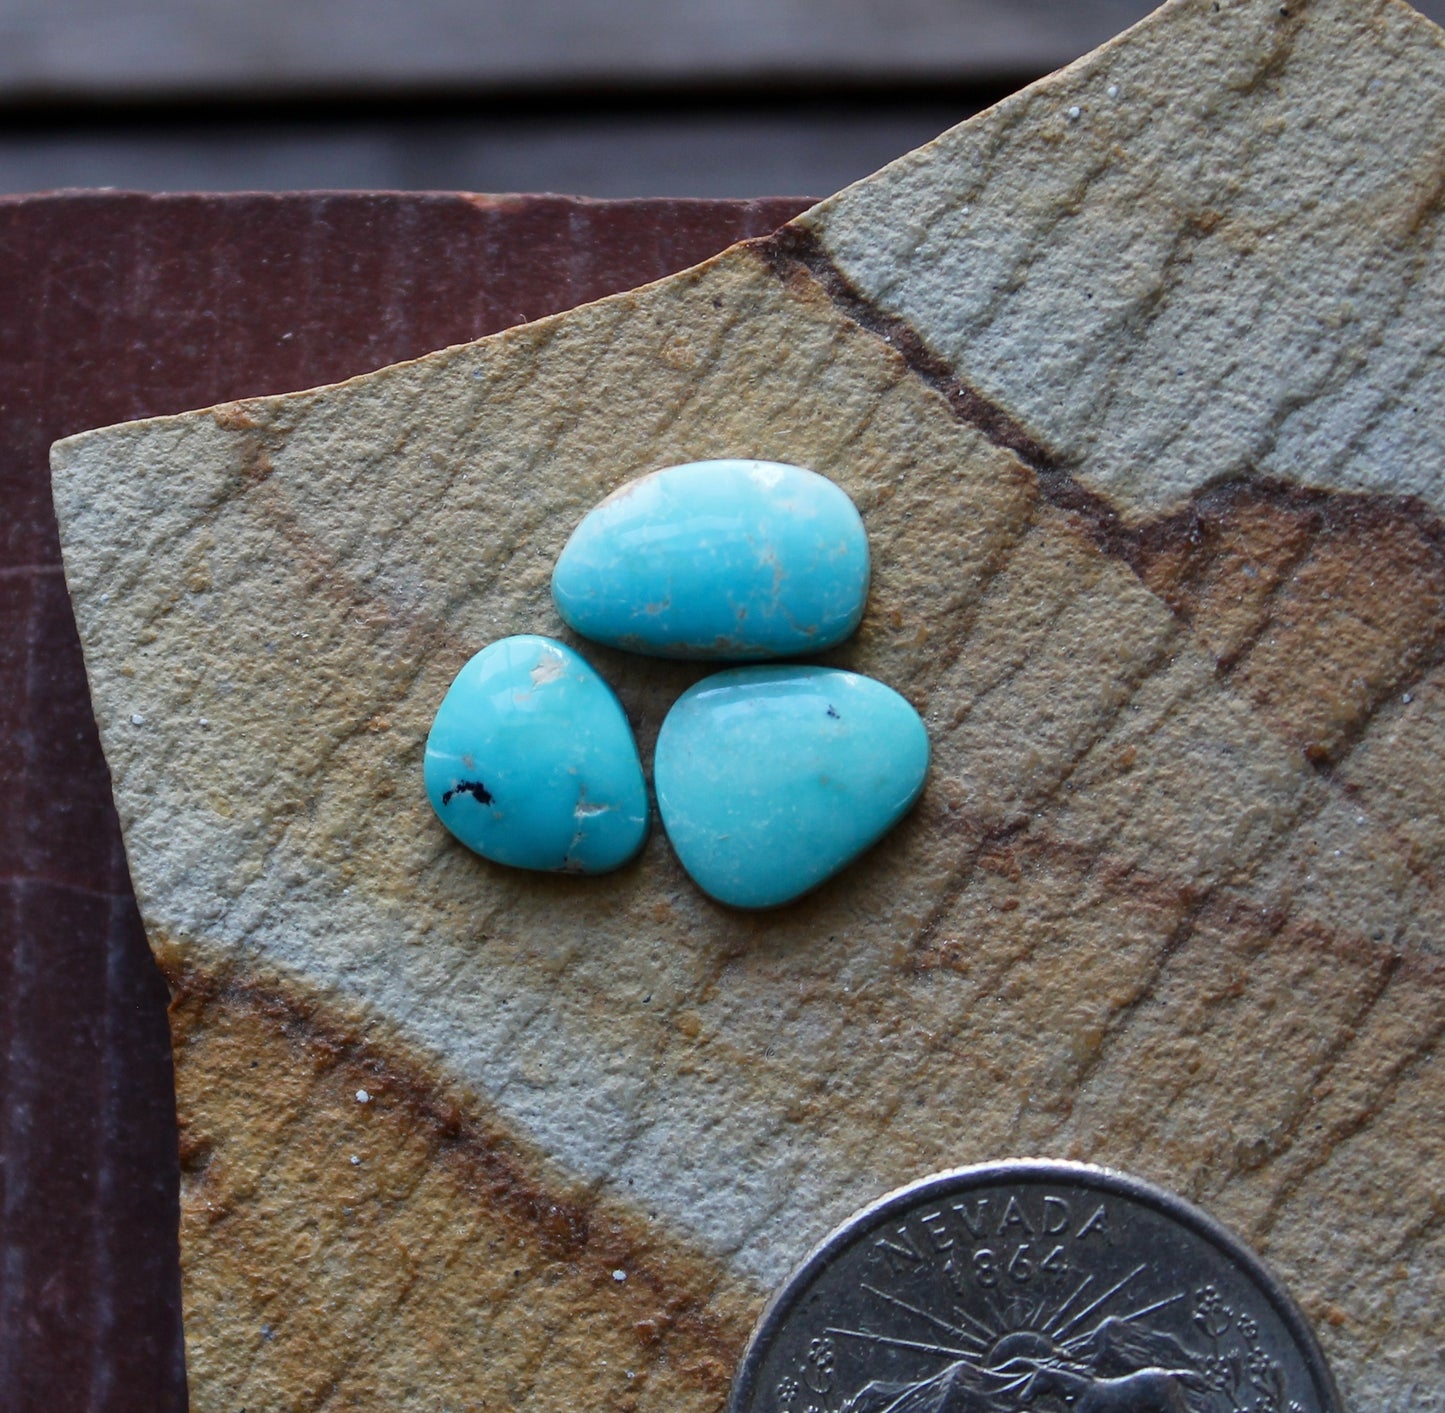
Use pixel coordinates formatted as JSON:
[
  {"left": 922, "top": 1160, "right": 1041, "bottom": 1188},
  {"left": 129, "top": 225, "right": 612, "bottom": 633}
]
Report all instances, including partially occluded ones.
[{"left": 729, "top": 1163, "right": 1343, "bottom": 1413}]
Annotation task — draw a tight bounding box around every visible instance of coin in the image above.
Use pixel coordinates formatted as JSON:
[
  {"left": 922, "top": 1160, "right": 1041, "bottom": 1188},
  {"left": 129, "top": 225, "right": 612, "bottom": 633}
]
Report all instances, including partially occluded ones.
[{"left": 729, "top": 1161, "right": 1342, "bottom": 1413}]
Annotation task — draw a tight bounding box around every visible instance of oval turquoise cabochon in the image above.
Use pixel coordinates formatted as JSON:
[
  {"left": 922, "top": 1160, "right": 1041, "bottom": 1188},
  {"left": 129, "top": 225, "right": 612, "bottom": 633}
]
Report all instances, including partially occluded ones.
[
  {"left": 424, "top": 635, "right": 648, "bottom": 874},
  {"left": 654, "top": 665, "right": 930, "bottom": 909},
  {"left": 551, "top": 459, "right": 870, "bottom": 660}
]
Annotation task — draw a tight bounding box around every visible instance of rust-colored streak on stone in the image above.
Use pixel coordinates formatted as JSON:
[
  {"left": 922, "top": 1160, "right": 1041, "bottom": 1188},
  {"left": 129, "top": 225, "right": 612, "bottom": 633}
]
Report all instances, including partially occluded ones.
[
  {"left": 1131, "top": 479, "right": 1445, "bottom": 769},
  {"left": 762, "top": 226, "right": 1445, "bottom": 777},
  {"left": 754, "top": 224, "right": 1067, "bottom": 474},
  {"left": 161, "top": 941, "right": 752, "bottom": 1412},
  {"left": 1130, "top": 481, "right": 1322, "bottom": 664},
  {"left": 883, "top": 790, "right": 1445, "bottom": 1243}
]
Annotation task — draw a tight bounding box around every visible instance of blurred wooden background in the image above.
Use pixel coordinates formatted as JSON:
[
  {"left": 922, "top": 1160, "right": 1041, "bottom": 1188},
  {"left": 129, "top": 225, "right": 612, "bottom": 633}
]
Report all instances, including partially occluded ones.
[{"left": 5, "top": 0, "right": 1437, "bottom": 198}]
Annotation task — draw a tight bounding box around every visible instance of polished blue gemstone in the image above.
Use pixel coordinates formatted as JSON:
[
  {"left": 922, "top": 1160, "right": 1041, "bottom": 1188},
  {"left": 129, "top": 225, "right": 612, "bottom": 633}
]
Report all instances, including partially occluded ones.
[
  {"left": 551, "top": 459, "right": 869, "bottom": 660},
  {"left": 424, "top": 635, "right": 648, "bottom": 874},
  {"left": 654, "top": 665, "right": 929, "bottom": 908}
]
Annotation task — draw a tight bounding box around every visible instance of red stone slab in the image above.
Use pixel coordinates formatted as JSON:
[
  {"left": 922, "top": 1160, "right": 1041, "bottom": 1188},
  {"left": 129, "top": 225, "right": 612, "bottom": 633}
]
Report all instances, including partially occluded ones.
[{"left": 0, "top": 190, "right": 810, "bottom": 1412}]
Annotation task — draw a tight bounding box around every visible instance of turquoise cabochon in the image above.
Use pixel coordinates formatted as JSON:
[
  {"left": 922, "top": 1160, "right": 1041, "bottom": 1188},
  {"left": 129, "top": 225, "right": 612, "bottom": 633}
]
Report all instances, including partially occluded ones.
[
  {"left": 653, "top": 665, "right": 930, "bottom": 909},
  {"left": 424, "top": 635, "right": 648, "bottom": 874},
  {"left": 551, "top": 459, "right": 870, "bottom": 660}
]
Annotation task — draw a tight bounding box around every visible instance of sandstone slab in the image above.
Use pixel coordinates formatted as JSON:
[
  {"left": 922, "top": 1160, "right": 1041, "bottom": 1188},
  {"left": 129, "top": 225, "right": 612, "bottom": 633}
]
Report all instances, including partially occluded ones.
[{"left": 51, "top": 3, "right": 1445, "bottom": 1409}]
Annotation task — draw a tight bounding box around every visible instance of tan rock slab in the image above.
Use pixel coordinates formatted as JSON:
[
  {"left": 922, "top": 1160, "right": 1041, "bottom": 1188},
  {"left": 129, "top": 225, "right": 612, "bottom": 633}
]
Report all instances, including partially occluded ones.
[{"left": 52, "top": 1, "right": 1445, "bottom": 1408}]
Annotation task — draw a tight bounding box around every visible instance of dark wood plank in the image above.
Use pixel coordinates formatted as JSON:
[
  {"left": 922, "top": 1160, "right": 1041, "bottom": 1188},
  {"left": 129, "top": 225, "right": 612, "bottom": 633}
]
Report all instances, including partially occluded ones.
[
  {"left": 0, "top": 190, "right": 810, "bottom": 1412},
  {"left": 0, "top": 106, "right": 980, "bottom": 200},
  {"left": 0, "top": 0, "right": 1230, "bottom": 99}
]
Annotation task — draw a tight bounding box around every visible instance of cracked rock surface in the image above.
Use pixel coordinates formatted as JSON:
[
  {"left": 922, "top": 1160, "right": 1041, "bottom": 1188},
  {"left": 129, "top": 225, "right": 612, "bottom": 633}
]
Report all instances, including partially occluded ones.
[{"left": 51, "top": 1, "right": 1445, "bottom": 1408}]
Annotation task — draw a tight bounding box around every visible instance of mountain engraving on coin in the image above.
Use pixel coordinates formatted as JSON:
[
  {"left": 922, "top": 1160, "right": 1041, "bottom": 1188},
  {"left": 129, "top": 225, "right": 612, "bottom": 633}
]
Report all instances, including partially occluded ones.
[{"left": 730, "top": 1163, "right": 1342, "bottom": 1413}]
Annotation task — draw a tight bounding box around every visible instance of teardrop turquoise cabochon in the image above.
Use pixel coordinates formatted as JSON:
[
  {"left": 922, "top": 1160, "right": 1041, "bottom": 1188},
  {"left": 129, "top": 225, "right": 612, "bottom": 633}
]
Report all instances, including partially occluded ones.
[
  {"left": 654, "top": 666, "right": 930, "bottom": 908},
  {"left": 424, "top": 635, "right": 648, "bottom": 874},
  {"left": 551, "top": 459, "right": 869, "bottom": 660}
]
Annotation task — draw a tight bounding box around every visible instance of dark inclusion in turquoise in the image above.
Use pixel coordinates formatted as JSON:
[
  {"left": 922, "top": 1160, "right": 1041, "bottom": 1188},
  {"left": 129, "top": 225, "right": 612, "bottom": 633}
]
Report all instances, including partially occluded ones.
[
  {"left": 424, "top": 635, "right": 648, "bottom": 874},
  {"left": 551, "top": 459, "right": 869, "bottom": 660}
]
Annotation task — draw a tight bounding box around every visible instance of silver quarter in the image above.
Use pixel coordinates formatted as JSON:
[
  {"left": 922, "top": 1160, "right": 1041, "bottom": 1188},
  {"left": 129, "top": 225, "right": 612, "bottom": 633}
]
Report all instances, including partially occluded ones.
[{"left": 729, "top": 1161, "right": 1342, "bottom": 1413}]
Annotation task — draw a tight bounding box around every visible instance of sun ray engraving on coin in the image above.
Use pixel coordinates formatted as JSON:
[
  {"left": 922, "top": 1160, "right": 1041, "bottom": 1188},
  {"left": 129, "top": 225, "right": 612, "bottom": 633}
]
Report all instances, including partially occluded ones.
[{"left": 729, "top": 1162, "right": 1342, "bottom": 1413}]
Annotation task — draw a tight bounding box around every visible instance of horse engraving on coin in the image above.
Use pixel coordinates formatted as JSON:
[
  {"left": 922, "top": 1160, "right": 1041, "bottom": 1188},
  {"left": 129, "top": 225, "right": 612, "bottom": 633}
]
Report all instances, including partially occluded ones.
[{"left": 729, "top": 1164, "right": 1342, "bottom": 1413}]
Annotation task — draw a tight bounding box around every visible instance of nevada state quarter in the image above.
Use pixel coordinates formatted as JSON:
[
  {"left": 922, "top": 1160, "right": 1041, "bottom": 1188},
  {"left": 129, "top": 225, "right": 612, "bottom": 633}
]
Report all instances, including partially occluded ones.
[{"left": 729, "top": 1161, "right": 1342, "bottom": 1413}]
